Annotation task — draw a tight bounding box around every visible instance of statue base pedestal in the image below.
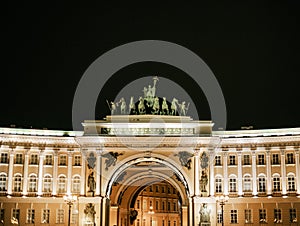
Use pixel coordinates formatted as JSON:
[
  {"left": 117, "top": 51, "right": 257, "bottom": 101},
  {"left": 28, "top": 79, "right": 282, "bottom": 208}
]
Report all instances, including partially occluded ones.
[
  {"left": 200, "top": 223, "right": 211, "bottom": 226},
  {"left": 86, "top": 191, "right": 95, "bottom": 197}
]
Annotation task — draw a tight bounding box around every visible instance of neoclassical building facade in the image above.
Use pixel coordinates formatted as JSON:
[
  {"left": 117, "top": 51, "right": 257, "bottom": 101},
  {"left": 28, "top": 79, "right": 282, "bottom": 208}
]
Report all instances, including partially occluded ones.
[{"left": 0, "top": 115, "right": 300, "bottom": 226}]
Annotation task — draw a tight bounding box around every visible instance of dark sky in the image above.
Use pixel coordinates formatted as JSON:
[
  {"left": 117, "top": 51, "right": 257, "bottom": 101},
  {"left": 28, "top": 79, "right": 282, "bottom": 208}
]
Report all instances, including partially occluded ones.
[{"left": 2, "top": 3, "right": 300, "bottom": 131}]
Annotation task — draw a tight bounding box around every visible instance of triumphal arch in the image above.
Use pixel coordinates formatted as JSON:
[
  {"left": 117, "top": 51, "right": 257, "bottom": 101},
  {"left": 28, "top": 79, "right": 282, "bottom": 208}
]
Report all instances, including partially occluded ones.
[{"left": 76, "top": 77, "right": 218, "bottom": 226}]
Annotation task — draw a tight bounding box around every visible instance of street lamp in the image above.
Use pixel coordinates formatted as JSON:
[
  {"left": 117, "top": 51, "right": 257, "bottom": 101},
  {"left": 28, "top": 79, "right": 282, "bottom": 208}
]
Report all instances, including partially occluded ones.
[
  {"left": 216, "top": 195, "right": 229, "bottom": 226},
  {"left": 148, "top": 206, "right": 154, "bottom": 226},
  {"left": 64, "top": 195, "right": 77, "bottom": 226}
]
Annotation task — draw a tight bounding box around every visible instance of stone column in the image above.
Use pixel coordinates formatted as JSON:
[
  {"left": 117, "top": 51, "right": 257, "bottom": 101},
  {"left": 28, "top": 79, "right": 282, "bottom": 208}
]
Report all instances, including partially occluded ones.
[
  {"left": 7, "top": 148, "right": 15, "bottom": 195},
  {"left": 251, "top": 150, "right": 257, "bottom": 196},
  {"left": 80, "top": 150, "right": 86, "bottom": 196},
  {"left": 295, "top": 148, "right": 300, "bottom": 195},
  {"left": 280, "top": 148, "right": 287, "bottom": 195},
  {"left": 67, "top": 151, "right": 73, "bottom": 195},
  {"left": 266, "top": 150, "right": 272, "bottom": 196},
  {"left": 22, "top": 149, "right": 30, "bottom": 195},
  {"left": 37, "top": 149, "right": 45, "bottom": 196},
  {"left": 223, "top": 152, "right": 228, "bottom": 195},
  {"left": 194, "top": 149, "right": 200, "bottom": 196},
  {"left": 95, "top": 149, "right": 102, "bottom": 196},
  {"left": 237, "top": 151, "right": 243, "bottom": 196},
  {"left": 209, "top": 149, "right": 215, "bottom": 197},
  {"left": 52, "top": 149, "right": 58, "bottom": 196}
]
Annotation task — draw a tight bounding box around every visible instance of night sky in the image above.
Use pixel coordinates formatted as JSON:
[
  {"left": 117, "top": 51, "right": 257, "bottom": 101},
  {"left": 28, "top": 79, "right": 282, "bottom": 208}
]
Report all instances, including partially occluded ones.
[{"left": 2, "top": 3, "right": 300, "bottom": 131}]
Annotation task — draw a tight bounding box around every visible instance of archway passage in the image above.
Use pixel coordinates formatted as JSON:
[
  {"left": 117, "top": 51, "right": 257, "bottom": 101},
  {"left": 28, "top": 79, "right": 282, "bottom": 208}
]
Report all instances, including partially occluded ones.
[{"left": 108, "top": 160, "right": 190, "bottom": 226}]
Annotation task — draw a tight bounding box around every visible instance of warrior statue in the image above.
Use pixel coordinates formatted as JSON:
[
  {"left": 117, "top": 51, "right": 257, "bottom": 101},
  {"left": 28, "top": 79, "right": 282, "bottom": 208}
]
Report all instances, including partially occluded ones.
[
  {"left": 200, "top": 170, "right": 208, "bottom": 193},
  {"left": 88, "top": 172, "right": 96, "bottom": 196},
  {"left": 178, "top": 101, "right": 190, "bottom": 116},
  {"left": 171, "top": 98, "right": 178, "bottom": 115},
  {"left": 107, "top": 100, "right": 117, "bottom": 115}
]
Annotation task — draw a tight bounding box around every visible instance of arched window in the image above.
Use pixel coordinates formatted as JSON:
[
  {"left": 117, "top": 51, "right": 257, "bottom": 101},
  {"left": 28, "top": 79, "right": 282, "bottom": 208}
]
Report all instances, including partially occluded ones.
[
  {"left": 258, "top": 175, "right": 266, "bottom": 192},
  {"left": 72, "top": 175, "right": 80, "bottom": 193},
  {"left": 215, "top": 176, "right": 222, "bottom": 193},
  {"left": 43, "top": 175, "right": 52, "bottom": 192},
  {"left": 58, "top": 175, "right": 66, "bottom": 193},
  {"left": 0, "top": 173, "right": 7, "bottom": 191},
  {"left": 229, "top": 175, "right": 237, "bottom": 192},
  {"left": 243, "top": 175, "right": 252, "bottom": 192},
  {"left": 28, "top": 174, "right": 37, "bottom": 192},
  {"left": 273, "top": 174, "right": 281, "bottom": 192},
  {"left": 14, "top": 174, "right": 22, "bottom": 192},
  {"left": 287, "top": 174, "right": 295, "bottom": 191}
]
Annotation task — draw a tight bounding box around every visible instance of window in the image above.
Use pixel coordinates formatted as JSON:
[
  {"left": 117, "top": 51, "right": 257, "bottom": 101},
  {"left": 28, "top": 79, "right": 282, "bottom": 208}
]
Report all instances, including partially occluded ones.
[
  {"left": 243, "top": 155, "right": 250, "bottom": 165},
  {"left": 167, "top": 186, "right": 170, "bottom": 194},
  {"left": 56, "top": 209, "right": 64, "bottom": 224},
  {"left": 0, "top": 209, "right": 4, "bottom": 223},
  {"left": 258, "top": 176, "right": 266, "bottom": 192},
  {"left": 156, "top": 201, "right": 159, "bottom": 210},
  {"left": 137, "top": 219, "right": 140, "bottom": 226},
  {"left": 245, "top": 209, "right": 252, "bottom": 223},
  {"left": 259, "top": 209, "right": 266, "bottom": 223},
  {"left": 167, "top": 202, "right": 171, "bottom": 211},
  {"left": 173, "top": 188, "right": 176, "bottom": 194},
  {"left": 43, "top": 175, "right": 52, "bottom": 192},
  {"left": 0, "top": 153, "right": 8, "bottom": 164},
  {"left": 155, "top": 185, "right": 159, "bottom": 192},
  {"left": 230, "top": 210, "right": 237, "bottom": 223},
  {"left": 30, "top": 154, "right": 38, "bottom": 165},
  {"left": 258, "top": 154, "right": 265, "bottom": 165},
  {"left": 0, "top": 173, "right": 7, "bottom": 191},
  {"left": 72, "top": 176, "right": 80, "bottom": 193},
  {"left": 136, "top": 200, "right": 140, "bottom": 209},
  {"left": 162, "top": 202, "right": 165, "bottom": 211},
  {"left": 74, "top": 156, "right": 81, "bottom": 166},
  {"left": 168, "top": 220, "right": 170, "bottom": 226},
  {"left": 12, "top": 209, "right": 20, "bottom": 223},
  {"left": 14, "top": 175, "right": 22, "bottom": 192},
  {"left": 150, "top": 200, "right": 152, "bottom": 208},
  {"left": 288, "top": 175, "right": 296, "bottom": 191},
  {"left": 26, "top": 209, "right": 35, "bottom": 224},
  {"left": 162, "top": 220, "right": 165, "bottom": 226},
  {"left": 28, "top": 175, "right": 37, "bottom": 192},
  {"left": 229, "top": 155, "right": 236, "bottom": 165},
  {"left": 217, "top": 211, "right": 222, "bottom": 224},
  {"left": 58, "top": 176, "right": 66, "bottom": 193},
  {"left": 15, "top": 154, "right": 23, "bottom": 164},
  {"left": 149, "top": 186, "right": 153, "bottom": 192},
  {"left": 215, "top": 177, "right": 222, "bottom": 193},
  {"left": 243, "top": 175, "right": 252, "bottom": 192},
  {"left": 59, "top": 155, "right": 67, "bottom": 166},
  {"left": 173, "top": 203, "right": 176, "bottom": 211},
  {"left": 45, "top": 155, "right": 52, "bottom": 165},
  {"left": 71, "top": 212, "right": 77, "bottom": 224},
  {"left": 273, "top": 176, "right": 281, "bottom": 192},
  {"left": 287, "top": 153, "right": 295, "bottom": 164},
  {"left": 143, "top": 200, "right": 147, "bottom": 210},
  {"left": 162, "top": 186, "right": 165, "bottom": 193},
  {"left": 229, "top": 178, "right": 237, "bottom": 192},
  {"left": 215, "top": 156, "right": 221, "bottom": 166},
  {"left": 274, "top": 209, "right": 282, "bottom": 223},
  {"left": 42, "top": 209, "right": 50, "bottom": 223},
  {"left": 272, "top": 154, "right": 279, "bottom": 164},
  {"left": 289, "top": 208, "right": 297, "bottom": 223},
  {"left": 173, "top": 221, "right": 176, "bottom": 226}
]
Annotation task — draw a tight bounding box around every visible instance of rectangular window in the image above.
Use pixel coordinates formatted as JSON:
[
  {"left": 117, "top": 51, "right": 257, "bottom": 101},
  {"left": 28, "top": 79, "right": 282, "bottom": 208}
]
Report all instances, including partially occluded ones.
[
  {"left": 229, "top": 155, "right": 236, "bottom": 165},
  {"left": 243, "top": 155, "right": 250, "bottom": 165},
  {"left": 229, "top": 178, "right": 237, "bottom": 192},
  {"left": 30, "top": 154, "right": 38, "bottom": 165},
  {"left": 155, "top": 185, "right": 159, "bottom": 192},
  {"left": 26, "top": 209, "right": 35, "bottom": 224},
  {"left": 215, "top": 156, "right": 221, "bottom": 166},
  {"left": 288, "top": 176, "right": 295, "bottom": 191},
  {"left": 156, "top": 201, "right": 159, "bottom": 210},
  {"left": 0, "top": 209, "right": 4, "bottom": 223},
  {"left": 245, "top": 209, "right": 252, "bottom": 223},
  {"left": 137, "top": 219, "right": 140, "bottom": 226},
  {"left": 167, "top": 202, "right": 171, "bottom": 211},
  {"left": 45, "top": 155, "right": 52, "bottom": 165},
  {"left": 0, "top": 153, "right": 8, "bottom": 164},
  {"left": 217, "top": 212, "right": 222, "bottom": 224},
  {"left": 173, "top": 221, "right": 176, "bottom": 226},
  {"left": 15, "top": 154, "right": 23, "bottom": 164},
  {"left": 258, "top": 177, "right": 266, "bottom": 192},
  {"left": 149, "top": 186, "right": 153, "bottom": 192},
  {"left": 12, "top": 209, "right": 20, "bottom": 223},
  {"left": 273, "top": 177, "right": 281, "bottom": 192},
  {"left": 258, "top": 154, "right": 265, "bottom": 165},
  {"left": 259, "top": 209, "right": 266, "bottom": 223},
  {"left": 143, "top": 200, "right": 147, "bottom": 210},
  {"left": 243, "top": 176, "right": 252, "bottom": 192},
  {"left": 173, "top": 203, "right": 176, "bottom": 212},
  {"left": 272, "top": 154, "right": 279, "bottom": 164},
  {"left": 56, "top": 209, "right": 64, "bottom": 223},
  {"left": 215, "top": 178, "right": 222, "bottom": 193},
  {"left": 71, "top": 212, "right": 77, "bottom": 224},
  {"left": 59, "top": 155, "right": 67, "bottom": 166},
  {"left": 287, "top": 153, "right": 295, "bottom": 164},
  {"left": 162, "top": 186, "right": 165, "bottom": 193},
  {"left": 290, "top": 208, "right": 297, "bottom": 223},
  {"left": 74, "top": 156, "right": 81, "bottom": 166},
  {"left": 42, "top": 209, "right": 50, "bottom": 223},
  {"left": 274, "top": 209, "right": 282, "bottom": 223},
  {"left": 162, "top": 202, "right": 165, "bottom": 211},
  {"left": 230, "top": 209, "right": 238, "bottom": 223},
  {"left": 137, "top": 200, "right": 140, "bottom": 209}
]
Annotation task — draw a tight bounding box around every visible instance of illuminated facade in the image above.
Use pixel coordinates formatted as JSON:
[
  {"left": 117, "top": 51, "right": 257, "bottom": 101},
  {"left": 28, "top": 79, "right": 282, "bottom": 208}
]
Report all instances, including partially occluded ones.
[{"left": 0, "top": 117, "right": 300, "bottom": 226}]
